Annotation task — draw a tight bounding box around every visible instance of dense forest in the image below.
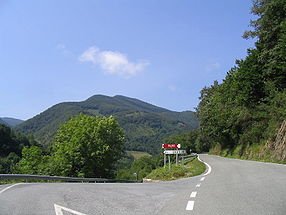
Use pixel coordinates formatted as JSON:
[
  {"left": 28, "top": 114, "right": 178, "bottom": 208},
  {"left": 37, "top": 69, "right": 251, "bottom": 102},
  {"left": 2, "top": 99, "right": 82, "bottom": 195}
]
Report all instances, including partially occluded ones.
[
  {"left": 191, "top": 0, "right": 286, "bottom": 162},
  {"left": 16, "top": 95, "right": 198, "bottom": 155},
  {"left": 0, "top": 124, "right": 38, "bottom": 173}
]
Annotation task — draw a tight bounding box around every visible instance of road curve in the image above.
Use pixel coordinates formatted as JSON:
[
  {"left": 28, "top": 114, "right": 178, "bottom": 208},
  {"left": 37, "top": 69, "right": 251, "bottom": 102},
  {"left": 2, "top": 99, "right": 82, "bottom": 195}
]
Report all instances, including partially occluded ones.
[{"left": 0, "top": 154, "right": 285, "bottom": 215}]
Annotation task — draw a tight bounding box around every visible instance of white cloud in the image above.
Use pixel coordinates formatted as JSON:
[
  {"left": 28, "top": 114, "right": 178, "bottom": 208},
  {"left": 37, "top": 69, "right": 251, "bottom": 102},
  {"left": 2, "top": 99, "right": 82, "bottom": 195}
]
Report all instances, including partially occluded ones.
[
  {"left": 205, "top": 62, "right": 220, "bottom": 72},
  {"left": 168, "top": 85, "right": 177, "bottom": 92},
  {"left": 79, "top": 46, "right": 149, "bottom": 78},
  {"left": 56, "top": 43, "right": 71, "bottom": 56}
]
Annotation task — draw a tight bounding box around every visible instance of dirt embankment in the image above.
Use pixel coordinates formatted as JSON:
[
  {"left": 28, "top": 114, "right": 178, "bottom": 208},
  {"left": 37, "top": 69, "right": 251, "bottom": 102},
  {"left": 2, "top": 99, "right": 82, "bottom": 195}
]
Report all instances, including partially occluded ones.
[{"left": 267, "top": 120, "right": 286, "bottom": 161}]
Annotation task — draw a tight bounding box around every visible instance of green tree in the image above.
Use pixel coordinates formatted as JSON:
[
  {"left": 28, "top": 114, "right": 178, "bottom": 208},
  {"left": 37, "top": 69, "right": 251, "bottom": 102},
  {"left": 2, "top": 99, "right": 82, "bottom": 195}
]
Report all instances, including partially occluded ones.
[
  {"left": 195, "top": 0, "right": 286, "bottom": 162},
  {"left": 15, "top": 146, "right": 48, "bottom": 174},
  {"left": 165, "top": 130, "right": 199, "bottom": 153},
  {"left": 50, "top": 113, "right": 125, "bottom": 178}
]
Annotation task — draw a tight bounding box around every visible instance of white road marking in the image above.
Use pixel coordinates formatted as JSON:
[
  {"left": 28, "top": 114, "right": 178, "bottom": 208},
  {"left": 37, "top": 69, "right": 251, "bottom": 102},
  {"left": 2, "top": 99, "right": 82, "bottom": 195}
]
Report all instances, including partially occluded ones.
[
  {"left": 186, "top": 201, "right": 195, "bottom": 210},
  {"left": 54, "top": 204, "right": 89, "bottom": 215},
  {"left": 200, "top": 177, "right": 205, "bottom": 181},
  {"left": 190, "top": 191, "right": 197, "bottom": 198},
  {"left": 0, "top": 183, "right": 22, "bottom": 194},
  {"left": 196, "top": 184, "right": 201, "bottom": 187},
  {"left": 198, "top": 155, "right": 212, "bottom": 176}
]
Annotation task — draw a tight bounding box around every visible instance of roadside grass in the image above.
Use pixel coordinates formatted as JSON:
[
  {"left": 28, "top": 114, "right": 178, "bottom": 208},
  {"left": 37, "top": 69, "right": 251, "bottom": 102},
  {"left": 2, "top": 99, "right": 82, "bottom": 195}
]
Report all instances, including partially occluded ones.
[
  {"left": 127, "top": 151, "right": 151, "bottom": 160},
  {"left": 145, "top": 157, "right": 206, "bottom": 181},
  {"left": 210, "top": 144, "right": 286, "bottom": 165}
]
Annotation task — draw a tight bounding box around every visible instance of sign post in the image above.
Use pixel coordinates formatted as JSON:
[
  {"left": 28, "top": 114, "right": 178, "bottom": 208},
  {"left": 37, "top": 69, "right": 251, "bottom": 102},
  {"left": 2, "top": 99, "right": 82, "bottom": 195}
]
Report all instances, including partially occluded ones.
[
  {"left": 162, "top": 143, "right": 186, "bottom": 169},
  {"left": 176, "top": 148, "right": 178, "bottom": 166},
  {"left": 164, "top": 149, "right": 166, "bottom": 168}
]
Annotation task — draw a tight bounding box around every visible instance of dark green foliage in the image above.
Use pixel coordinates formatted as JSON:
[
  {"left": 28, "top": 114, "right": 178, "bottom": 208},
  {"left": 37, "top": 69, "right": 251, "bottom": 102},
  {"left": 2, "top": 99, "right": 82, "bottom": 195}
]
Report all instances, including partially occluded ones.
[
  {"left": 16, "top": 95, "right": 198, "bottom": 155},
  {"left": 0, "top": 123, "right": 38, "bottom": 173},
  {"left": 165, "top": 130, "right": 199, "bottom": 153},
  {"left": 196, "top": 0, "right": 286, "bottom": 161},
  {"left": 116, "top": 154, "right": 163, "bottom": 180},
  {"left": 0, "top": 153, "right": 20, "bottom": 174},
  {"left": 0, "top": 123, "right": 36, "bottom": 157}
]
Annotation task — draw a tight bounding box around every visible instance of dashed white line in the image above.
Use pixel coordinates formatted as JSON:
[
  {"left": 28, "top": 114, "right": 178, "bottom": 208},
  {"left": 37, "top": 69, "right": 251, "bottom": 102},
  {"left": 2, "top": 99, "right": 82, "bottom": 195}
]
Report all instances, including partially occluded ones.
[
  {"left": 0, "top": 183, "right": 22, "bottom": 194},
  {"left": 186, "top": 201, "right": 195, "bottom": 210},
  {"left": 190, "top": 191, "right": 197, "bottom": 198},
  {"left": 185, "top": 155, "right": 212, "bottom": 212}
]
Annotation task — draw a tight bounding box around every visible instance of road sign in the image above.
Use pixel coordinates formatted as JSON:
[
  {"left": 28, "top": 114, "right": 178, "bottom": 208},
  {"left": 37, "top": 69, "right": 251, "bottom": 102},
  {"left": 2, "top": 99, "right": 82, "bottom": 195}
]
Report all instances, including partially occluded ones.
[
  {"left": 162, "top": 144, "right": 181, "bottom": 149},
  {"left": 163, "top": 150, "right": 186, "bottom": 155}
]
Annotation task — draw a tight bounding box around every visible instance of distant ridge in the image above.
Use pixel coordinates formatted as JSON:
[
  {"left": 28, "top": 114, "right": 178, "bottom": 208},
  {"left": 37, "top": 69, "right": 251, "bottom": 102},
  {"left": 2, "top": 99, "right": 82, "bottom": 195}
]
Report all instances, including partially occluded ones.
[
  {"left": 0, "top": 117, "right": 24, "bottom": 127},
  {"left": 16, "top": 95, "right": 198, "bottom": 154}
]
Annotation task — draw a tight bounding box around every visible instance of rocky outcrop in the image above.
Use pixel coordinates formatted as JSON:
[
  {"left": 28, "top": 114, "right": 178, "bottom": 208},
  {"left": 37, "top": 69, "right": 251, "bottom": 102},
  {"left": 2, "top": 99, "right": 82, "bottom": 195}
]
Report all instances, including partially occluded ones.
[{"left": 272, "top": 120, "right": 286, "bottom": 161}]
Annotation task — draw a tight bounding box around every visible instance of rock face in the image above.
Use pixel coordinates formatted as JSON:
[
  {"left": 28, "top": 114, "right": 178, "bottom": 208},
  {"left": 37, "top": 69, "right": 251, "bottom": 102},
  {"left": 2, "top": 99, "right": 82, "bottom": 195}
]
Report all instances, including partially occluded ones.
[{"left": 273, "top": 120, "right": 286, "bottom": 161}]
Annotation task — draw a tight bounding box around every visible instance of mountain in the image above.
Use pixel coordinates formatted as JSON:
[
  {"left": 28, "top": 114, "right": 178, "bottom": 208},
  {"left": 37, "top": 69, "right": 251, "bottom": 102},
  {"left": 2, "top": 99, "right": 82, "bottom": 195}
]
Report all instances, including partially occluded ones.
[
  {"left": 0, "top": 117, "right": 24, "bottom": 127},
  {"left": 15, "top": 95, "right": 199, "bottom": 154},
  {"left": 0, "top": 118, "right": 7, "bottom": 125}
]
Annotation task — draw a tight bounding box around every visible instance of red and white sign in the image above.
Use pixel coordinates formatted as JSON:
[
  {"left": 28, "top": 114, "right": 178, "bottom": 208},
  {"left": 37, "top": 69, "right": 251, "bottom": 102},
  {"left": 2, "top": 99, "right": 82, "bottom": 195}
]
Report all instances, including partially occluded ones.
[{"left": 162, "top": 144, "right": 181, "bottom": 149}]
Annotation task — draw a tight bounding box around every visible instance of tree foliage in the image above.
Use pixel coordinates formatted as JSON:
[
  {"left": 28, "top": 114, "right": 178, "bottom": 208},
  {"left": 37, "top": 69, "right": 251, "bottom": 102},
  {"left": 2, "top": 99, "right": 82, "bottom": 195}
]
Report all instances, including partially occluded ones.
[
  {"left": 116, "top": 155, "right": 162, "bottom": 180},
  {"left": 15, "top": 146, "right": 49, "bottom": 175},
  {"left": 49, "top": 114, "right": 125, "bottom": 178},
  {"left": 195, "top": 0, "right": 286, "bottom": 160},
  {"left": 0, "top": 123, "right": 37, "bottom": 173}
]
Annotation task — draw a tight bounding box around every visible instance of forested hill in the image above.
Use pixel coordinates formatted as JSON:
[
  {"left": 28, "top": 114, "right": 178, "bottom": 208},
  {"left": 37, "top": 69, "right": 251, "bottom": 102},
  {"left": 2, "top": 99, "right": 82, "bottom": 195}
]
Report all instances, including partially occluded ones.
[
  {"left": 195, "top": 0, "right": 286, "bottom": 162},
  {"left": 0, "top": 117, "right": 24, "bottom": 127},
  {"left": 0, "top": 118, "right": 6, "bottom": 125},
  {"left": 15, "top": 95, "right": 198, "bottom": 154}
]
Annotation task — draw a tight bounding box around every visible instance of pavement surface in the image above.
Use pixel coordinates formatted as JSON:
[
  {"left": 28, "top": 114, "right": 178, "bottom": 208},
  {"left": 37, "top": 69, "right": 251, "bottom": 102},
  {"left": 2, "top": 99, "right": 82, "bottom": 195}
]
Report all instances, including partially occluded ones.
[{"left": 0, "top": 154, "right": 285, "bottom": 215}]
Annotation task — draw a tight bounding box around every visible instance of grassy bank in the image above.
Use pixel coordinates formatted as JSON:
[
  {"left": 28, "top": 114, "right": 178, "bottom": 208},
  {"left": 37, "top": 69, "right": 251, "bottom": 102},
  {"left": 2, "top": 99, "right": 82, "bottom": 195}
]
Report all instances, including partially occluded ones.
[
  {"left": 127, "top": 151, "right": 151, "bottom": 160},
  {"left": 145, "top": 157, "right": 206, "bottom": 181},
  {"left": 210, "top": 144, "right": 286, "bottom": 165}
]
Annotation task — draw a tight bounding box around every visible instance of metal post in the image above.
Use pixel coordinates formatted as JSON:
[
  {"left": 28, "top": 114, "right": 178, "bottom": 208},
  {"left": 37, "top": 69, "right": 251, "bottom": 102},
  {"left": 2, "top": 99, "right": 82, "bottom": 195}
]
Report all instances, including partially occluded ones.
[
  {"left": 168, "top": 155, "right": 171, "bottom": 170},
  {"left": 176, "top": 148, "right": 178, "bottom": 166},
  {"left": 164, "top": 151, "right": 166, "bottom": 168}
]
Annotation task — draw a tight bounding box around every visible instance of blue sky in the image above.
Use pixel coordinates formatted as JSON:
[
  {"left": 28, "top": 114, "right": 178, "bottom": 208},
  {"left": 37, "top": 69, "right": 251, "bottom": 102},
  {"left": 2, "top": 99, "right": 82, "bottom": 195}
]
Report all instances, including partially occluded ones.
[{"left": 0, "top": 0, "right": 256, "bottom": 120}]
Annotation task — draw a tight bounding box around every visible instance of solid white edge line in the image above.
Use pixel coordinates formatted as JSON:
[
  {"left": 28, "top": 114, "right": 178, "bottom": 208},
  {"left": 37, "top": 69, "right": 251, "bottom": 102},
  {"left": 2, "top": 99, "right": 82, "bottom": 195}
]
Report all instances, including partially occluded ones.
[
  {"left": 0, "top": 183, "right": 22, "bottom": 194},
  {"left": 186, "top": 201, "right": 195, "bottom": 210},
  {"left": 218, "top": 155, "right": 286, "bottom": 167},
  {"left": 190, "top": 191, "right": 197, "bottom": 198},
  {"left": 198, "top": 155, "right": 212, "bottom": 176}
]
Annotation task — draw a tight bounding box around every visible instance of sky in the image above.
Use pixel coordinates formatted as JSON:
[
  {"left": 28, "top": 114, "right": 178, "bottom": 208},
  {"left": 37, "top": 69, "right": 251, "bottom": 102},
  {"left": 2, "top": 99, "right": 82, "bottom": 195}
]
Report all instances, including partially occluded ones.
[{"left": 0, "top": 0, "right": 256, "bottom": 120}]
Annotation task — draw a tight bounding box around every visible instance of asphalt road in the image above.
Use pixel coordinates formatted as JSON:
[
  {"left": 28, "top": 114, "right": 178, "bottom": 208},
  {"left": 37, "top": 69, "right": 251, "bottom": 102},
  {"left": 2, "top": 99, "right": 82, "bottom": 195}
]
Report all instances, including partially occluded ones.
[{"left": 0, "top": 154, "right": 285, "bottom": 215}]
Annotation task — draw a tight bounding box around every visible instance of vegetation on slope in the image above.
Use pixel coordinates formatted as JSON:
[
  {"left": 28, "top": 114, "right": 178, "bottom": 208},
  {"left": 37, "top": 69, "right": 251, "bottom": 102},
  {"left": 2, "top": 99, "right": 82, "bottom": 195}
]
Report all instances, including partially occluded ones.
[
  {"left": 0, "top": 123, "right": 38, "bottom": 174},
  {"left": 0, "top": 117, "right": 24, "bottom": 127},
  {"left": 146, "top": 157, "right": 206, "bottom": 181},
  {"left": 15, "top": 95, "right": 198, "bottom": 154},
  {"left": 16, "top": 114, "right": 125, "bottom": 178},
  {"left": 116, "top": 154, "right": 163, "bottom": 180},
  {"left": 193, "top": 0, "right": 286, "bottom": 162},
  {"left": 127, "top": 151, "right": 151, "bottom": 160}
]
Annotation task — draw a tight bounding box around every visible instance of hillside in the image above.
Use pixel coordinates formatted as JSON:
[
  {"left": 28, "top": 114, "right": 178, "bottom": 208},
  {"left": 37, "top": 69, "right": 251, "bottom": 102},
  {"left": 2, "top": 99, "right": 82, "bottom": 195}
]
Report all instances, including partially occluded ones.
[
  {"left": 195, "top": 0, "right": 286, "bottom": 163},
  {"left": 16, "top": 95, "right": 198, "bottom": 154},
  {"left": 0, "top": 118, "right": 7, "bottom": 125},
  {"left": 0, "top": 117, "right": 24, "bottom": 127}
]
